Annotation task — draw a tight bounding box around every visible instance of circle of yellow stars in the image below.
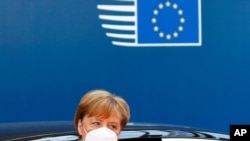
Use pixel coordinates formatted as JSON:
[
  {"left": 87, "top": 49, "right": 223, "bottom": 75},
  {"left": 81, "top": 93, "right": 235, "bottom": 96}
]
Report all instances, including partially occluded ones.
[{"left": 152, "top": 1, "right": 185, "bottom": 40}]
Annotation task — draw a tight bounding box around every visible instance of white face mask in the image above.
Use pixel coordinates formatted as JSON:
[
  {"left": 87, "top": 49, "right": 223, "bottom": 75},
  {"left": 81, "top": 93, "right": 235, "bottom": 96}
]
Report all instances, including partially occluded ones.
[{"left": 83, "top": 127, "right": 118, "bottom": 141}]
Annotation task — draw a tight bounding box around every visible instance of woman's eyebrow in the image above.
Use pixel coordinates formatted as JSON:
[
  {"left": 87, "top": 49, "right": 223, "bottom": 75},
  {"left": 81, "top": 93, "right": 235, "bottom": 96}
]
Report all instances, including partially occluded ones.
[{"left": 109, "top": 121, "right": 119, "bottom": 125}]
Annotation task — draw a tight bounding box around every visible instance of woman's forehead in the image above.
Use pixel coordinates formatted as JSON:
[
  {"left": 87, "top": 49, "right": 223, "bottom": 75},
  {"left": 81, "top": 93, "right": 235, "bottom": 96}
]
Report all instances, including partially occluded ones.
[
  {"left": 87, "top": 108, "right": 121, "bottom": 119},
  {"left": 87, "top": 103, "right": 121, "bottom": 116}
]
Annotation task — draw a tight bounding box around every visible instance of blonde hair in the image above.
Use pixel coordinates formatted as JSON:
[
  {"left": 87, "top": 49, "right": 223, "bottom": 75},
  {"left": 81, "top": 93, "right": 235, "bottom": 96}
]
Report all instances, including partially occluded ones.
[{"left": 74, "top": 89, "right": 130, "bottom": 130}]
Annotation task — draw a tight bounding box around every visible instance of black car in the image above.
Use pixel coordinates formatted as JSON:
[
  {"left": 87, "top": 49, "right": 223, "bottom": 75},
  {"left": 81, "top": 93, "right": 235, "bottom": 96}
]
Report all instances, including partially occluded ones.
[{"left": 0, "top": 121, "right": 229, "bottom": 141}]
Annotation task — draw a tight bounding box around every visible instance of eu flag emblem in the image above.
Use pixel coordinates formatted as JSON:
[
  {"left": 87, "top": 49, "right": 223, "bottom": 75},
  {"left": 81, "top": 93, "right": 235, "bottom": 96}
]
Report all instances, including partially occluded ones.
[{"left": 97, "top": 0, "right": 202, "bottom": 47}]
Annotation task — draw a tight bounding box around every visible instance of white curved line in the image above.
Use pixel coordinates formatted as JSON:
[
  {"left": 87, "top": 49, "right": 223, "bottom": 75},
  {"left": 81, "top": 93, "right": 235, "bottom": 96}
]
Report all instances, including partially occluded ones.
[
  {"left": 102, "top": 24, "right": 135, "bottom": 31},
  {"left": 97, "top": 5, "right": 135, "bottom": 12},
  {"left": 99, "top": 15, "right": 135, "bottom": 22},
  {"left": 106, "top": 33, "right": 135, "bottom": 39},
  {"left": 112, "top": 41, "right": 137, "bottom": 47}
]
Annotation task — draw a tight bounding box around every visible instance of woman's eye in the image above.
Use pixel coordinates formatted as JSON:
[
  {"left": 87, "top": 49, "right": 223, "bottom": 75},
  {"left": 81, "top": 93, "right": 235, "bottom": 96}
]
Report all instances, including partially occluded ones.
[
  {"left": 92, "top": 122, "right": 101, "bottom": 126},
  {"left": 110, "top": 124, "right": 117, "bottom": 129}
]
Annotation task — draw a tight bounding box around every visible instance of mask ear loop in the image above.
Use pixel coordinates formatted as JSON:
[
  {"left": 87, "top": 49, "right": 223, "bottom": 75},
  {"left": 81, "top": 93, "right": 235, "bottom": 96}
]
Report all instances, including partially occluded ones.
[
  {"left": 80, "top": 126, "right": 88, "bottom": 141},
  {"left": 83, "top": 126, "right": 88, "bottom": 134}
]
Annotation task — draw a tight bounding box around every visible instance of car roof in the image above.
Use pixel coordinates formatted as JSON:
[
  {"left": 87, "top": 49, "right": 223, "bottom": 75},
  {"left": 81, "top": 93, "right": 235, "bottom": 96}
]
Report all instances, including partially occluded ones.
[{"left": 0, "top": 121, "right": 229, "bottom": 141}]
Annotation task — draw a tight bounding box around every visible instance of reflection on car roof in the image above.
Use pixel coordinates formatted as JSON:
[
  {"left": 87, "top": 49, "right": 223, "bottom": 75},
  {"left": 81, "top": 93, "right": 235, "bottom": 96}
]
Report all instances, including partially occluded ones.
[{"left": 31, "top": 135, "right": 78, "bottom": 141}]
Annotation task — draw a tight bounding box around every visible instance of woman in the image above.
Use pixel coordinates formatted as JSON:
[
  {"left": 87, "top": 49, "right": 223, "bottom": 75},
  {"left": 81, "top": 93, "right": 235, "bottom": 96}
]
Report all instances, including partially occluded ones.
[{"left": 74, "top": 89, "right": 130, "bottom": 141}]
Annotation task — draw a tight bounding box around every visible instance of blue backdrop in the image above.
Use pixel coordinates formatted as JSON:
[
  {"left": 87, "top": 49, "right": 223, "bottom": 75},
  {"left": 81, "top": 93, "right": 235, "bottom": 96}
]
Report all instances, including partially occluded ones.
[{"left": 1, "top": 0, "right": 250, "bottom": 133}]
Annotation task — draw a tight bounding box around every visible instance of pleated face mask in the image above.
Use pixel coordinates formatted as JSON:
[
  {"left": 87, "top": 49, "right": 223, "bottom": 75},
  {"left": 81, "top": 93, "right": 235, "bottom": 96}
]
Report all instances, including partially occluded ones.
[{"left": 84, "top": 127, "right": 118, "bottom": 141}]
